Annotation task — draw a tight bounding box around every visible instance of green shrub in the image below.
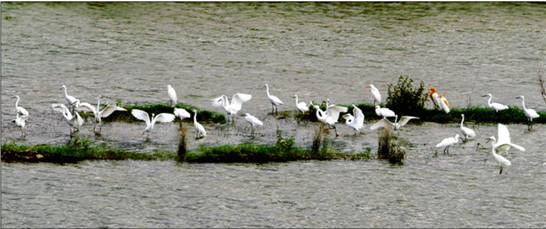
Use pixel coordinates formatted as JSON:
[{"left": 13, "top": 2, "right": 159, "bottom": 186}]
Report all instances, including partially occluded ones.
[{"left": 386, "top": 75, "right": 427, "bottom": 115}]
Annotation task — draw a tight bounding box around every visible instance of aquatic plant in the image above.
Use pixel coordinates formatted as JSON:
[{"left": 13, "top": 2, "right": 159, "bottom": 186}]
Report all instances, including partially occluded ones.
[
  {"left": 377, "top": 128, "right": 405, "bottom": 164},
  {"left": 386, "top": 75, "right": 427, "bottom": 115},
  {"left": 101, "top": 102, "right": 226, "bottom": 124}
]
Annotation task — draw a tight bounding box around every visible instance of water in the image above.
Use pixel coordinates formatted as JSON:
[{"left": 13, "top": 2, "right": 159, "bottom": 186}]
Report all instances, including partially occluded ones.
[{"left": 2, "top": 3, "right": 546, "bottom": 227}]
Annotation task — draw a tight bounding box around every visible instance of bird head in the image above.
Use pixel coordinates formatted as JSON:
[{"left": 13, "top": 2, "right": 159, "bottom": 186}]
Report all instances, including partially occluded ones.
[
  {"left": 485, "top": 136, "right": 496, "bottom": 143},
  {"left": 375, "top": 105, "right": 380, "bottom": 109},
  {"left": 264, "top": 84, "right": 269, "bottom": 88},
  {"left": 61, "top": 85, "right": 66, "bottom": 89},
  {"left": 481, "top": 93, "right": 492, "bottom": 98},
  {"left": 293, "top": 94, "right": 297, "bottom": 98},
  {"left": 192, "top": 109, "right": 197, "bottom": 113},
  {"left": 428, "top": 87, "right": 437, "bottom": 95},
  {"left": 461, "top": 113, "right": 465, "bottom": 118},
  {"left": 515, "top": 95, "right": 524, "bottom": 100}
]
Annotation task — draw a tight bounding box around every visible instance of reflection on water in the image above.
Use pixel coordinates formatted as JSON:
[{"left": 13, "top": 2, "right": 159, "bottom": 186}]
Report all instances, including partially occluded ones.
[{"left": 2, "top": 3, "right": 546, "bottom": 228}]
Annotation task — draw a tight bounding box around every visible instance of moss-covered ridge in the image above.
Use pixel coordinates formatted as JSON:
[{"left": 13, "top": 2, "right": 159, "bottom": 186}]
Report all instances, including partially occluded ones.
[
  {"left": 297, "top": 102, "right": 546, "bottom": 124},
  {"left": 1, "top": 140, "right": 371, "bottom": 164},
  {"left": 103, "top": 102, "right": 226, "bottom": 124}
]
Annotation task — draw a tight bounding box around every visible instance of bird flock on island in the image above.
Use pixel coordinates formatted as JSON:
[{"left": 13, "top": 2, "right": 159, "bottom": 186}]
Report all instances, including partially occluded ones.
[{"left": 9, "top": 83, "right": 543, "bottom": 174}]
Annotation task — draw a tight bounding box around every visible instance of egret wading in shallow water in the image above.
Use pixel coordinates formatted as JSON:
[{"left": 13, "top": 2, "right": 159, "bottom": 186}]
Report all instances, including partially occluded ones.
[
  {"left": 12, "top": 113, "right": 27, "bottom": 138},
  {"left": 264, "top": 84, "right": 283, "bottom": 114},
  {"left": 211, "top": 93, "right": 252, "bottom": 124},
  {"left": 459, "top": 114, "right": 476, "bottom": 141},
  {"left": 311, "top": 101, "right": 348, "bottom": 137},
  {"left": 375, "top": 105, "right": 395, "bottom": 119},
  {"left": 293, "top": 94, "right": 309, "bottom": 114},
  {"left": 61, "top": 85, "right": 80, "bottom": 112},
  {"left": 370, "top": 115, "right": 419, "bottom": 131},
  {"left": 244, "top": 113, "right": 263, "bottom": 136},
  {"left": 78, "top": 95, "right": 127, "bottom": 135},
  {"left": 429, "top": 87, "right": 441, "bottom": 110},
  {"left": 131, "top": 109, "right": 175, "bottom": 136},
  {"left": 439, "top": 93, "right": 450, "bottom": 113},
  {"left": 14, "top": 95, "right": 29, "bottom": 118},
  {"left": 167, "top": 84, "right": 177, "bottom": 107},
  {"left": 52, "top": 103, "right": 84, "bottom": 136},
  {"left": 192, "top": 109, "right": 206, "bottom": 139},
  {"left": 490, "top": 124, "right": 525, "bottom": 156},
  {"left": 486, "top": 136, "right": 511, "bottom": 174},
  {"left": 515, "top": 95, "right": 540, "bottom": 130},
  {"left": 343, "top": 104, "right": 365, "bottom": 135},
  {"left": 435, "top": 134, "right": 462, "bottom": 154},
  {"left": 369, "top": 84, "right": 382, "bottom": 105},
  {"left": 483, "top": 93, "right": 508, "bottom": 112}
]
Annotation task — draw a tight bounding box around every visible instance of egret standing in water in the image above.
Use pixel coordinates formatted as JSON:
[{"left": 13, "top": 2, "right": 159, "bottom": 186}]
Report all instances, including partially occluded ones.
[
  {"left": 293, "top": 94, "right": 309, "bottom": 114},
  {"left": 211, "top": 93, "right": 252, "bottom": 124},
  {"left": 131, "top": 109, "right": 175, "bottom": 135},
  {"left": 311, "top": 102, "right": 347, "bottom": 136},
  {"left": 435, "top": 134, "right": 462, "bottom": 154},
  {"left": 264, "top": 84, "right": 283, "bottom": 114},
  {"left": 483, "top": 93, "right": 508, "bottom": 112},
  {"left": 167, "top": 85, "right": 177, "bottom": 107},
  {"left": 244, "top": 113, "right": 263, "bottom": 136},
  {"left": 459, "top": 114, "right": 476, "bottom": 141},
  {"left": 369, "top": 84, "right": 382, "bottom": 105},
  {"left": 14, "top": 95, "right": 29, "bottom": 118},
  {"left": 78, "top": 95, "right": 127, "bottom": 135},
  {"left": 515, "top": 95, "right": 540, "bottom": 130},
  {"left": 192, "top": 109, "right": 206, "bottom": 139},
  {"left": 486, "top": 136, "right": 511, "bottom": 174},
  {"left": 51, "top": 103, "right": 84, "bottom": 136},
  {"left": 343, "top": 104, "right": 365, "bottom": 135}
]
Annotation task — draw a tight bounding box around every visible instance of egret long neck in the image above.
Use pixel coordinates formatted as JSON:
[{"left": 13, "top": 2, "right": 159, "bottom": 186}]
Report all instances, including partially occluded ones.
[
  {"left": 460, "top": 115, "right": 464, "bottom": 127},
  {"left": 487, "top": 95, "right": 492, "bottom": 106},
  {"left": 97, "top": 98, "right": 101, "bottom": 113},
  {"left": 193, "top": 112, "right": 197, "bottom": 123},
  {"left": 15, "top": 96, "right": 20, "bottom": 107},
  {"left": 63, "top": 87, "right": 69, "bottom": 97},
  {"left": 520, "top": 97, "right": 527, "bottom": 110},
  {"left": 265, "top": 85, "right": 271, "bottom": 97},
  {"left": 295, "top": 95, "right": 299, "bottom": 105}
]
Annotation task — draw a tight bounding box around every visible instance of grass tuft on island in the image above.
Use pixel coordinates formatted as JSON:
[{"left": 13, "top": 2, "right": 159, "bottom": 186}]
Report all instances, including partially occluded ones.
[
  {"left": 1, "top": 138, "right": 371, "bottom": 164},
  {"left": 102, "top": 102, "right": 226, "bottom": 124},
  {"left": 295, "top": 102, "right": 546, "bottom": 124}
]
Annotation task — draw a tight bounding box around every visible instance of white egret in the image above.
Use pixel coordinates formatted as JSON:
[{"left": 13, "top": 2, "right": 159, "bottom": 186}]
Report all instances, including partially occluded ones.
[
  {"left": 51, "top": 103, "right": 84, "bottom": 135},
  {"left": 370, "top": 115, "right": 418, "bottom": 131},
  {"left": 375, "top": 105, "right": 395, "bottom": 118},
  {"left": 343, "top": 104, "right": 365, "bottom": 134},
  {"left": 192, "top": 109, "right": 206, "bottom": 139},
  {"left": 264, "top": 84, "right": 283, "bottom": 114},
  {"left": 61, "top": 85, "right": 80, "bottom": 109},
  {"left": 12, "top": 113, "right": 27, "bottom": 137},
  {"left": 482, "top": 93, "right": 508, "bottom": 112},
  {"left": 515, "top": 95, "right": 540, "bottom": 130},
  {"left": 489, "top": 124, "right": 525, "bottom": 155},
  {"left": 244, "top": 113, "right": 263, "bottom": 135},
  {"left": 14, "top": 95, "right": 29, "bottom": 118},
  {"left": 167, "top": 84, "right": 177, "bottom": 107},
  {"left": 459, "top": 114, "right": 476, "bottom": 141},
  {"left": 78, "top": 95, "right": 127, "bottom": 134},
  {"left": 487, "top": 136, "right": 511, "bottom": 174},
  {"left": 174, "top": 108, "right": 191, "bottom": 120},
  {"left": 429, "top": 87, "right": 441, "bottom": 110},
  {"left": 131, "top": 109, "right": 175, "bottom": 134},
  {"left": 312, "top": 102, "right": 348, "bottom": 136},
  {"left": 439, "top": 93, "right": 450, "bottom": 114},
  {"left": 211, "top": 93, "right": 252, "bottom": 123},
  {"left": 369, "top": 84, "right": 382, "bottom": 105},
  {"left": 293, "top": 94, "right": 309, "bottom": 113},
  {"left": 435, "top": 134, "right": 461, "bottom": 154}
]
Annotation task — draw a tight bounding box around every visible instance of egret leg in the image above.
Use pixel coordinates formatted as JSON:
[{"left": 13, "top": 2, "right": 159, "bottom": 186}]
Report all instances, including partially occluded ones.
[
  {"left": 499, "top": 166, "right": 503, "bottom": 174},
  {"left": 333, "top": 125, "right": 339, "bottom": 137}
]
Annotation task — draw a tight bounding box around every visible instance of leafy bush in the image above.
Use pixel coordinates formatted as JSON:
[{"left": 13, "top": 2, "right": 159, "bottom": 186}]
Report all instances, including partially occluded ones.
[{"left": 386, "top": 75, "right": 427, "bottom": 115}]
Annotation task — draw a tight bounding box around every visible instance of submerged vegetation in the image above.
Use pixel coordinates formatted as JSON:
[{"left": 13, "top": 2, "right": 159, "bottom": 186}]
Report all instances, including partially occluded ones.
[{"left": 102, "top": 102, "right": 226, "bottom": 124}]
